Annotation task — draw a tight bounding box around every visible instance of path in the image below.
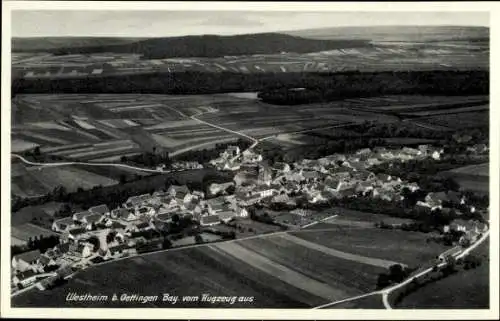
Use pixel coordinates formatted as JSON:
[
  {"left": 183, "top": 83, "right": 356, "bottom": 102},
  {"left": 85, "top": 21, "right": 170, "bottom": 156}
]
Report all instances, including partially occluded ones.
[{"left": 11, "top": 153, "right": 175, "bottom": 173}]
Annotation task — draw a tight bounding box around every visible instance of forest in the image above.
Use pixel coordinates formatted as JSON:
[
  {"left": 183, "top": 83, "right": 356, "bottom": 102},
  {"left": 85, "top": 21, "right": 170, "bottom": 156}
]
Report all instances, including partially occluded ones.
[{"left": 12, "top": 70, "right": 488, "bottom": 100}]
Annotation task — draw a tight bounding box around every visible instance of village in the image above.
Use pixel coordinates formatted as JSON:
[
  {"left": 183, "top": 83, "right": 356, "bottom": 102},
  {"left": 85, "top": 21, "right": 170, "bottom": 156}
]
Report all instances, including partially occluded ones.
[{"left": 11, "top": 141, "right": 489, "bottom": 295}]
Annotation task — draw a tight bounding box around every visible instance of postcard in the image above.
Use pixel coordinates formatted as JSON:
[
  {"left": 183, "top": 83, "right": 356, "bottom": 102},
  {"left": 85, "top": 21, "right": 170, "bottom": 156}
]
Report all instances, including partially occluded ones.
[{"left": 1, "top": 1, "right": 498, "bottom": 319}]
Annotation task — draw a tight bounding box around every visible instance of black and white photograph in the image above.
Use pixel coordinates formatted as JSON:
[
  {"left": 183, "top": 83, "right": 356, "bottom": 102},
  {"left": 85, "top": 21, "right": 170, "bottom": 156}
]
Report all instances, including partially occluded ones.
[{"left": 1, "top": 1, "right": 498, "bottom": 319}]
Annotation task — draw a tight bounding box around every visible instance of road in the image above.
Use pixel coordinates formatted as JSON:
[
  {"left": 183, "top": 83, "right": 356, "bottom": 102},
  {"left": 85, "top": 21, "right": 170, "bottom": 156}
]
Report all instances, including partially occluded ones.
[{"left": 11, "top": 153, "right": 176, "bottom": 173}]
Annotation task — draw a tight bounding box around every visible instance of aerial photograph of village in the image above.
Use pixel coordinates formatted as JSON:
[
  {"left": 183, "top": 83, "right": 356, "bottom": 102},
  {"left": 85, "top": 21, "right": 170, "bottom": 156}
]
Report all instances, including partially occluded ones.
[{"left": 8, "top": 8, "right": 490, "bottom": 310}]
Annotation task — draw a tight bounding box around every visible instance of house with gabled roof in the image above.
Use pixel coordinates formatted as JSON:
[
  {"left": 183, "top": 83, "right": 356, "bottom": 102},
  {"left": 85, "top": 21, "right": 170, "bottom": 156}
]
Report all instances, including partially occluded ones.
[
  {"left": 111, "top": 208, "right": 138, "bottom": 222},
  {"left": 88, "top": 204, "right": 110, "bottom": 216},
  {"left": 123, "top": 194, "right": 151, "bottom": 209},
  {"left": 73, "top": 210, "right": 91, "bottom": 223},
  {"left": 52, "top": 217, "right": 76, "bottom": 233},
  {"left": 352, "top": 170, "right": 376, "bottom": 181},
  {"left": 82, "top": 213, "right": 104, "bottom": 229},
  {"left": 12, "top": 270, "right": 39, "bottom": 288},
  {"left": 200, "top": 214, "right": 221, "bottom": 226},
  {"left": 355, "top": 181, "right": 374, "bottom": 195},
  {"left": 376, "top": 173, "right": 392, "bottom": 182},
  {"left": 12, "top": 250, "right": 42, "bottom": 272}
]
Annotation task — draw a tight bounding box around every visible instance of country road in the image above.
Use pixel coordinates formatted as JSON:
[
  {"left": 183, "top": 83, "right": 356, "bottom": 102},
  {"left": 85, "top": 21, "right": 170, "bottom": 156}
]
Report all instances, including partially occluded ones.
[{"left": 11, "top": 153, "right": 173, "bottom": 173}]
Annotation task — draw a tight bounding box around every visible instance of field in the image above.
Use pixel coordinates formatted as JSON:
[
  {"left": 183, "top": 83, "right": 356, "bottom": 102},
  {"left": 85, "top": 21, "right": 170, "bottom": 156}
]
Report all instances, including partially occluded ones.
[
  {"left": 440, "top": 163, "right": 489, "bottom": 195},
  {"left": 396, "top": 239, "right": 490, "bottom": 309},
  {"left": 11, "top": 223, "right": 59, "bottom": 242},
  {"left": 11, "top": 161, "right": 119, "bottom": 197},
  {"left": 12, "top": 30, "right": 489, "bottom": 79},
  {"left": 291, "top": 225, "right": 448, "bottom": 268}
]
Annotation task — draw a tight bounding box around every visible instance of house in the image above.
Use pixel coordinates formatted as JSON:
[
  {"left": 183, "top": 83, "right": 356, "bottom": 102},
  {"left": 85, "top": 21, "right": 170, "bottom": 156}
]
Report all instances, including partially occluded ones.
[
  {"left": 223, "top": 161, "right": 241, "bottom": 171},
  {"left": 241, "top": 149, "right": 263, "bottom": 163},
  {"left": 111, "top": 208, "right": 138, "bottom": 222},
  {"left": 236, "top": 207, "right": 249, "bottom": 218},
  {"left": 272, "top": 193, "right": 291, "bottom": 204},
  {"left": 352, "top": 170, "right": 375, "bottom": 181},
  {"left": 404, "top": 182, "right": 420, "bottom": 192},
  {"left": 156, "top": 211, "right": 174, "bottom": 223},
  {"left": 376, "top": 173, "right": 392, "bottom": 182},
  {"left": 134, "top": 221, "right": 154, "bottom": 232},
  {"left": 51, "top": 217, "right": 76, "bottom": 233},
  {"left": 38, "top": 254, "right": 57, "bottom": 268},
  {"left": 356, "top": 148, "right": 372, "bottom": 156},
  {"left": 168, "top": 185, "right": 193, "bottom": 204},
  {"left": 218, "top": 210, "right": 237, "bottom": 223},
  {"left": 253, "top": 185, "right": 278, "bottom": 198},
  {"left": 290, "top": 209, "right": 314, "bottom": 217},
  {"left": 12, "top": 250, "right": 41, "bottom": 272},
  {"left": 70, "top": 243, "right": 93, "bottom": 258},
  {"left": 54, "top": 243, "right": 71, "bottom": 256},
  {"left": 273, "top": 162, "right": 291, "bottom": 173},
  {"left": 437, "top": 246, "right": 462, "bottom": 262},
  {"left": 82, "top": 213, "right": 104, "bottom": 230},
  {"left": 226, "top": 145, "right": 241, "bottom": 157},
  {"left": 447, "top": 191, "right": 466, "bottom": 205},
  {"left": 468, "top": 143, "right": 488, "bottom": 154},
  {"left": 402, "top": 147, "right": 420, "bottom": 156},
  {"left": 200, "top": 215, "right": 221, "bottom": 226},
  {"left": 12, "top": 270, "right": 39, "bottom": 288},
  {"left": 425, "top": 192, "right": 450, "bottom": 208},
  {"left": 431, "top": 150, "right": 442, "bottom": 160},
  {"left": 452, "top": 133, "right": 472, "bottom": 144},
  {"left": 134, "top": 206, "right": 155, "bottom": 217},
  {"left": 355, "top": 181, "right": 374, "bottom": 195},
  {"left": 88, "top": 204, "right": 110, "bottom": 216},
  {"left": 192, "top": 190, "right": 205, "bottom": 199},
  {"left": 308, "top": 191, "right": 329, "bottom": 204},
  {"left": 238, "top": 193, "right": 262, "bottom": 206},
  {"left": 123, "top": 194, "right": 151, "bottom": 209},
  {"left": 208, "top": 182, "right": 234, "bottom": 196},
  {"left": 257, "top": 164, "right": 273, "bottom": 185},
  {"left": 324, "top": 178, "right": 342, "bottom": 192},
  {"left": 302, "top": 170, "right": 321, "bottom": 182},
  {"left": 65, "top": 227, "right": 88, "bottom": 242},
  {"left": 73, "top": 210, "right": 91, "bottom": 223},
  {"left": 167, "top": 185, "right": 189, "bottom": 197},
  {"left": 109, "top": 244, "right": 130, "bottom": 256},
  {"left": 418, "top": 145, "right": 430, "bottom": 155}
]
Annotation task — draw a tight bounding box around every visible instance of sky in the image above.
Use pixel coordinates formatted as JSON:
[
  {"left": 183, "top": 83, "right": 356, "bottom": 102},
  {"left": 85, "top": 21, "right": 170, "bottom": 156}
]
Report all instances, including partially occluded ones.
[{"left": 11, "top": 11, "right": 489, "bottom": 38}]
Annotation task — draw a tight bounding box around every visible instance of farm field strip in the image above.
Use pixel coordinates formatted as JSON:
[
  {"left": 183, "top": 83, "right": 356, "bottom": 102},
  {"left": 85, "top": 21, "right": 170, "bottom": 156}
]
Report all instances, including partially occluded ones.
[
  {"left": 290, "top": 227, "right": 449, "bottom": 267},
  {"left": 65, "top": 145, "right": 138, "bottom": 159},
  {"left": 21, "top": 131, "right": 70, "bottom": 145},
  {"left": 447, "top": 163, "right": 489, "bottom": 177},
  {"left": 32, "top": 166, "right": 118, "bottom": 192},
  {"left": 402, "top": 105, "right": 489, "bottom": 117},
  {"left": 279, "top": 233, "right": 404, "bottom": 269},
  {"left": 211, "top": 242, "right": 348, "bottom": 302},
  {"left": 11, "top": 223, "right": 59, "bottom": 241},
  {"left": 237, "top": 235, "right": 383, "bottom": 295}
]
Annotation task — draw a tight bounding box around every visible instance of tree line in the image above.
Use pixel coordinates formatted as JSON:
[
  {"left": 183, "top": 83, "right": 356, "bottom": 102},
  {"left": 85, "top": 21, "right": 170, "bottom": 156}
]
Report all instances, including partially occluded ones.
[{"left": 12, "top": 70, "right": 488, "bottom": 98}]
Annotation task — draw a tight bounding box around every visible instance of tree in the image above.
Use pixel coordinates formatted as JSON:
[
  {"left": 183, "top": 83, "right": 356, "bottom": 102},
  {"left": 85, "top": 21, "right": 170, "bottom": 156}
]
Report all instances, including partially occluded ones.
[
  {"left": 194, "top": 234, "right": 203, "bottom": 244},
  {"left": 389, "top": 264, "right": 406, "bottom": 283},
  {"left": 162, "top": 237, "right": 172, "bottom": 249},
  {"left": 87, "top": 236, "right": 100, "bottom": 252},
  {"left": 106, "top": 231, "right": 117, "bottom": 244},
  {"left": 119, "top": 174, "right": 127, "bottom": 185},
  {"left": 33, "top": 146, "right": 41, "bottom": 156}
]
